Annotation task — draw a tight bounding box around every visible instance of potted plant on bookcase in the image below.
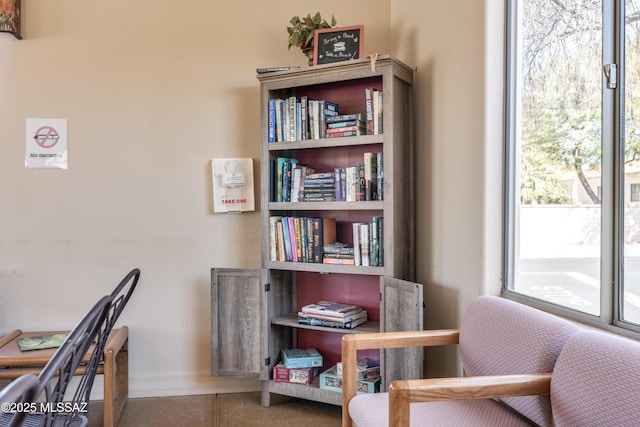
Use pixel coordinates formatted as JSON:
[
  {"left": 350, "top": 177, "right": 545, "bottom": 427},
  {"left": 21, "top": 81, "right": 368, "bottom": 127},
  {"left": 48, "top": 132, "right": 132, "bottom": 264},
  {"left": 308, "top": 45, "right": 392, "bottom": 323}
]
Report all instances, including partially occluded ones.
[{"left": 287, "top": 12, "right": 336, "bottom": 66}]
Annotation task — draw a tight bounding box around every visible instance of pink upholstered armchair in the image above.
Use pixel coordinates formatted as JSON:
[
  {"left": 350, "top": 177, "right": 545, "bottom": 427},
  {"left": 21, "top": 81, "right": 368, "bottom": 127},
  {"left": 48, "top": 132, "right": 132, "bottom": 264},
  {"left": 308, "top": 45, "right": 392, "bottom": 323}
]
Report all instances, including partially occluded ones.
[{"left": 342, "top": 295, "right": 581, "bottom": 427}]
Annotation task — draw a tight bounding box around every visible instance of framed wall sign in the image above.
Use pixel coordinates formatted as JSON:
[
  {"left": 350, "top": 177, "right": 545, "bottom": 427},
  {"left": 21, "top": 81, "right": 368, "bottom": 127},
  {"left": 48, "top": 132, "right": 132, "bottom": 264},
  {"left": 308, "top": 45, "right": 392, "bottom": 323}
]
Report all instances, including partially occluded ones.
[
  {"left": 313, "top": 25, "right": 364, "bottom": 66},
  {"left": 211, "top": 158, "right": 255, "bottom": 213}
]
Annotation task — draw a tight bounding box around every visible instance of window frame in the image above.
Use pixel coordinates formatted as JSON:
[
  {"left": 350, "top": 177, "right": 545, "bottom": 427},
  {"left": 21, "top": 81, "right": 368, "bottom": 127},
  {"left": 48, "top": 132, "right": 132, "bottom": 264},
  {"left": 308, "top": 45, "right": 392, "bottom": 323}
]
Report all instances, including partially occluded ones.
[{"left": 503, "top": 0, "right": 640, "bottom": 338}]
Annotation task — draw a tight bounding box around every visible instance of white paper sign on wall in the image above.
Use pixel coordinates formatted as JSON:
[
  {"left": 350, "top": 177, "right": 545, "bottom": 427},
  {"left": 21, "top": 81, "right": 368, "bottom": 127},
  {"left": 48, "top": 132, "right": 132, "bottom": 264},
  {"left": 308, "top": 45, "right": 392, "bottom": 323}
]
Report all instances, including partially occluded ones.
[
  {"left": 211, "top": 158, "right": 255, "bottom": 213},
  {"left": 25, "top": 118, "right": 68, "bottom": 169}
]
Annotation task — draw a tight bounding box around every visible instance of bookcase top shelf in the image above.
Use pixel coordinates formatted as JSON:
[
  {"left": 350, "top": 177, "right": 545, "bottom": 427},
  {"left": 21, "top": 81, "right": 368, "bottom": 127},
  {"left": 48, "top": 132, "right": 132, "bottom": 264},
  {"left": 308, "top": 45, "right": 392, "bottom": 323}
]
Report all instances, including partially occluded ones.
[{"left": 257, "top": 55, "right": 414, "bottom": 88}]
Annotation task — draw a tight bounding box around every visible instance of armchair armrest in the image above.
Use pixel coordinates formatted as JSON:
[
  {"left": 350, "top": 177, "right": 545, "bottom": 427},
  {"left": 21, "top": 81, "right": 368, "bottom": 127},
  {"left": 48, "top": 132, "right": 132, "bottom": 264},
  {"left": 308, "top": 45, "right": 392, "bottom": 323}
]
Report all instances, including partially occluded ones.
[
  {"left": 342, "top": 329, "right": 460, "bottom": 427},
  {"left": 104, "top": 326, "right": 128, "bottom": 358},
  {"left": 389, "top": 374, "right": 552, "bottom": 427}
]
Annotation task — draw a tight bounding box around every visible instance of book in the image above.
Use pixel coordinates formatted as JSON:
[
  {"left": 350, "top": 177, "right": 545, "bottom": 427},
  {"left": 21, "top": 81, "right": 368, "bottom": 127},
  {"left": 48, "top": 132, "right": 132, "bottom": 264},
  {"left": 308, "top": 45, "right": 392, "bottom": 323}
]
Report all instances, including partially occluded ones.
[
  {"left": 298, "top": 314, "right": 367, "bottom": 329},
  {"left": 327, "top": 120, "right": 366, "bottom": 129},
  {"left": 334, "top": 167, "right": 344, "bottom": 202},
  {"left": 327, "top": 130, "right": 363, "bottom": 138},
  {"left": 346, "top": 166, "right": 357, "bottom": 202},
  {"left": 323, "top": 241, "right": 354, "bottom": 255},
  {"left": 376, "top": 152, "right": 384, "bottom": 201},
  {"left": 370, "top": 218, "right": 380, "bottom": 267},
  {"left": 373, "top": 90, "right": 381, "bottom": 135},
  {"left": 276, "top": 220, "right": 286, "bottom": 261},
  {"left": 298, "top": 309, "right": 366, "bottom": 323},
  {"left": 359, "top": 223, "right": 370, "bottom": 267},
  {"left": 300, "top": 96, "right": 309, "bottom": 140},
  {"left": 326, "top": 113, "right": 363, "bottom": 123},
  {"left": 326, "top": 126, "right": 365, "bottom": 135},
  {"left": 17, "top": 333, "right": 67, "bottom": 351},
  {"left": 289, "top": 96, "right": 297, "bottom": 141},
  {"left": 322, "top": 257, "right": 356, "bottom": 265},
  {"left": 364, "top": 87, "right": 375, "bottom": 135},
  {"left": 287, "top": 217, "right": 298, "bottom": 262},
  {"left": 377, "top": 90, "right": 383, "bottom": 134},
  {"left": 275, "top": 98, "right": 284, "bottom": 142},
  {"left": 293, "top": 217, "right": 303, "bottom": 262},
  {"left": 364, "top": 152, "right": 378, "bottom": 201},
  {"left": 301, "top": 301, "right": 363, "bottom": 318},
  {"left": 268, "top": 98, "right": 276, "bottom": 142},
  {"left": 312, "top": 218, "right": 337, "bottom": 263},
  {"left": 281, "top": 216, "right": 292, "bottom": 261},
  {"left": 356, "top": 163, "right": 366, "bottom": 201},
  {"left": 256, "top": 66, "right": 301, "bottom": 73},
  {"left": 353, "top": 222, "right": 363, "bottom": 265},
  {"left": 269, "top": 216, "right": 282, "bottom": 261},
  {"left": 269, "top": 158, "right": 276, "bottom": 202}
]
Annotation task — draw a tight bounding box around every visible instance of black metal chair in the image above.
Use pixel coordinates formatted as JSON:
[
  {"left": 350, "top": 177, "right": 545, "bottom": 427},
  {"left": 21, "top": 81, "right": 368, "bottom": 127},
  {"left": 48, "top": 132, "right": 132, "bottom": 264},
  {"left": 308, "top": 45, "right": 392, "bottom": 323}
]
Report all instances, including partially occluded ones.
[
  {"left": 1, "top": 294, "right": 112, "bottom": 427},
  {"left": 0, "top": 268, "right": 140, "bottom": 427},
  {"left": 0, "top": 374, "right": 40, "bottom": 427},
  {"left": 72, "top": 268, "right": 140, "bottom": 412}
]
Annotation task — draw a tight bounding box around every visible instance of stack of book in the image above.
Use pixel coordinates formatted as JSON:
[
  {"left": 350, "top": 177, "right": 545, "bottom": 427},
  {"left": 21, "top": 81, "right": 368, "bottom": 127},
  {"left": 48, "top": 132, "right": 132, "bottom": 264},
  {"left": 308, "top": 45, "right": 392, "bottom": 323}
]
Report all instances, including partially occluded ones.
[
  {"left": 322, "top": 241, "right": 355, "bottom": 265},
  {"left": 301, "top": 172, "right": 336, "bottom": 202},
  {"left": 325, "top": 114, "right": 366, "bottom": 138},
  {"left": 298, "top": 301, "right": 368, "bottom": 329}
]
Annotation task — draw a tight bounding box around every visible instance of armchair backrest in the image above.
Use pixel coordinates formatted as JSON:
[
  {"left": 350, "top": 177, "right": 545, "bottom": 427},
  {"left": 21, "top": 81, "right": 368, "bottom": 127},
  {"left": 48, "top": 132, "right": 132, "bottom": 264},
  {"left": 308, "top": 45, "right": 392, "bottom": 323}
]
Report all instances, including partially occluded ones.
[
  {"left": 551, "top": 330, "right": 640, "bottom": 427},
  {"left": 459, "top": 296, "right": 579, "bottom": 426}
]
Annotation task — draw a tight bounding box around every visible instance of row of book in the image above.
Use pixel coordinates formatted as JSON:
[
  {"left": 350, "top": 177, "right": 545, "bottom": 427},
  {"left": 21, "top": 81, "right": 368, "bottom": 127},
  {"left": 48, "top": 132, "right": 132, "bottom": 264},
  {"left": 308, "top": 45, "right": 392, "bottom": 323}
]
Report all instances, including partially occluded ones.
[
  {"left": 267, "top": 87, "right": 383, "bottom": 142},
  {"left": 298, "top": 301, "right": 368, "bottom": 329},
  {"left": 269, "top": 216, "right": 336, "bottom": 263},
  {"left": 268, "top": 96, "right": 339, "bottom": 142},
  {"left": 270, "top": 152, "right": 383, "bottom": 203},
  {"left": 322, "top": 218, "right": 384, "bottom": 267},
  {"left": 365, "top": 87, "right": 383, "bottom": 136},
  {"left": 268, "top": 216, "right": 384, "bottom": 267}
]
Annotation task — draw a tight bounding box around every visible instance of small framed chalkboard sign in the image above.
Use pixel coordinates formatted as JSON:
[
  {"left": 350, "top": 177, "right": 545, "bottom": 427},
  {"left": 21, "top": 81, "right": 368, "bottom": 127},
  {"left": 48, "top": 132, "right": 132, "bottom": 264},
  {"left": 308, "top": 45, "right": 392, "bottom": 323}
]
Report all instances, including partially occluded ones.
[{"left": 313, "top": 25, "right": 364, "bottom": 66}]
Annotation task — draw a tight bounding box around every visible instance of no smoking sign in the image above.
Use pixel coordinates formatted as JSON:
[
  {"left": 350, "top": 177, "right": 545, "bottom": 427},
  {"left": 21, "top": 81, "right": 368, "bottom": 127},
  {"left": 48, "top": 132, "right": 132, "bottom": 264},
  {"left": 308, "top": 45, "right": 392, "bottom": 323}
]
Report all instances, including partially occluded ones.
[
  {"left": 25, "top": 118, "right": 68, "bottom": 169},
  {"left": 34, "top": 126, "right": 60, "bottom": 149}
]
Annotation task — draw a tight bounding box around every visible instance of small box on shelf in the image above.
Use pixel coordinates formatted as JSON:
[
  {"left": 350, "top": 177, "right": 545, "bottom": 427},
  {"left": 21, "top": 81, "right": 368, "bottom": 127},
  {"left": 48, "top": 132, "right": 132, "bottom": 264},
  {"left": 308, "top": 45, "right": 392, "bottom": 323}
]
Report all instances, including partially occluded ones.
[
  {"left": 336, "top": 357, "right": 380, "bottom": 380},
  {"left": 273, "top": 363, "right": 318, "bottom": 385},
  {"left": 281, "top": 348, "right": 323, "bottom": 369},
  {"left": 319, "top": 365, "right": 381, "bottom": 394}
]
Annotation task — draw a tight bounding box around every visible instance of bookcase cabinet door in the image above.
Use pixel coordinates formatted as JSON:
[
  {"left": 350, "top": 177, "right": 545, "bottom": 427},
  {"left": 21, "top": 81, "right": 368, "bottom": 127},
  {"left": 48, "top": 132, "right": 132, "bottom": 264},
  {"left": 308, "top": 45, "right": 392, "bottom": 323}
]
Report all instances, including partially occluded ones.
[
  {"left": 211, "top": 268, "right": 269, "bottom": 380},
  {"left": 380, "top": 276, "right": 424, "bottom": 389}
]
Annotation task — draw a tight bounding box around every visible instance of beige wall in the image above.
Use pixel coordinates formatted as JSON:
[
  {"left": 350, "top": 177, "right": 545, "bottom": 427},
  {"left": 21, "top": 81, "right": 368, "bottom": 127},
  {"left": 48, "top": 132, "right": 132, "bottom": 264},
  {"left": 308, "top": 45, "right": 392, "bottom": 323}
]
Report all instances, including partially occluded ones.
[
  {"left": 392, "top": 0, "right": 504, "bottom": 377},
  {"left": 0, "top": 0, "right": 503, "bottom": 396}
]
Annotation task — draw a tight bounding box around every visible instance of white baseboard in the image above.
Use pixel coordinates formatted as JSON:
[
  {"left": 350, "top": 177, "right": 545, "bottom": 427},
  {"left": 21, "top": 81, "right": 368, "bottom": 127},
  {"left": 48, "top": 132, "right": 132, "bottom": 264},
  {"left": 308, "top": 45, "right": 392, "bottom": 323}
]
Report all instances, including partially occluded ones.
[{"left": 89, "top": 370, "right": 261, "bottom": 400}]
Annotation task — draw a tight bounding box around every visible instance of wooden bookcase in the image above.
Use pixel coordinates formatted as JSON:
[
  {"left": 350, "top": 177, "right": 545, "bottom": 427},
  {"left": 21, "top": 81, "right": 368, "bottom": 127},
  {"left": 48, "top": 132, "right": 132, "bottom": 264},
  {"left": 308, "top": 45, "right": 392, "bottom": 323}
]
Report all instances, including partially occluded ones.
[{"left": 211, "top": 56, "right": 422, "bottom": 407}]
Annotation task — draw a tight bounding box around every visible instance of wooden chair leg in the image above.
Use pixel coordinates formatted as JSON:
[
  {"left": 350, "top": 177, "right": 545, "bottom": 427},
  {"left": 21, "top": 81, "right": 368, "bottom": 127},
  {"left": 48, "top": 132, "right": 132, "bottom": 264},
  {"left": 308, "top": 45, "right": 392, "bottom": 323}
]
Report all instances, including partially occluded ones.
[{"left": 103, "top": 327, "right": 129, "bottom": 427}]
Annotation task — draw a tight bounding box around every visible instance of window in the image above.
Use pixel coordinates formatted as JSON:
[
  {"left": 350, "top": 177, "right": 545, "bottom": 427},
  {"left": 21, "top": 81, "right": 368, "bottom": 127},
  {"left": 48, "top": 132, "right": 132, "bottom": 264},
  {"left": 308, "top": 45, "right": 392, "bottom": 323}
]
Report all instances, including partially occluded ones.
[{"left": 505, "top": 0, "right": 640, "bottom": 333}]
